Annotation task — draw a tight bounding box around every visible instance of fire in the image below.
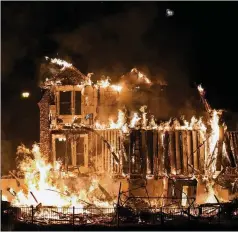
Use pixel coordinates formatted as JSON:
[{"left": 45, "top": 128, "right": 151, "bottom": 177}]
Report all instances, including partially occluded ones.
[
  {"left": 121, "top": 123, "right": 129, "bottom": 134},
  {"left": 2, "top": 195, "right": 8, "bottom": 201},
  {"left": 96, "top": 77, "right": 123, "bottom": 92},
  {"left": 111, "top": 84, "right": 122, "bottom": 92},
  {"left": 197, "top": 84, "right": 205, "bottom": 95},
  {"left": 97, "top": 77, "right": 110, "bottom": 88},
  {"left": 10, "top": 144, "right": 115, "bottom": 209},
  {"left": 129, "top": 112, "right": 141, "bottom": 128},
  {"left": 83, "top": 73, "right": 93, "bottom": 86},
  {"left": 140, "top": 105, "right": 148, "bottom": 128},
  {"left": 131, "top": 68, "right": 151, "bottom": 84},
  {"left": 149, "top": 115, "right": 157, "bottom": 129},
  {"left": 45, "top": 56, "right": 72, "bottom": 70},
  {"left": 207, "top": 110, "right": 220, "bottom": 173},
  {"left": 95, "top": 121, "right": 107, "bottom": 130},
  {"left": 109, "top": 110, "right": 126, "bottom": 129}
]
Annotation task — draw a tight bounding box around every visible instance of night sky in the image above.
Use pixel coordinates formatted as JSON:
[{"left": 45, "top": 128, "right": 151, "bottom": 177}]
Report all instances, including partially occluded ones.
[{"left": 2, "top": 1, "right": 238, "bottom": 146}]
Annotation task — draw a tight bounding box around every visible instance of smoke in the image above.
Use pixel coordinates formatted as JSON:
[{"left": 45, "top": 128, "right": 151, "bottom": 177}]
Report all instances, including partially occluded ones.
[
  {"left": 52, "top": 4, "right": 159, "bottom": 78},
  {"left": 51, "top": 3, "right": 204, "bottom": 120},
  {"left": 2, "top": 2, "right": 205, "bottom": 125}
]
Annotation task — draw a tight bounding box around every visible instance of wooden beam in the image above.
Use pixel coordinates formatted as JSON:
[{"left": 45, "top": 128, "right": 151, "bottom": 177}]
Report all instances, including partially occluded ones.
[
  {"left": 232, "top": 132, "right": 238, "bottom": 164},
  {"left": 102, "top": 131, "right": 105, "bottom": 171},
  {"left": 158, "top": 131, "right": 164, "bottom": 175},
  {"left": 175, "top": 131, "right": 181, "bottom": 175},
  {"left": 141, "top": 130, "right": 147, "bottom": 177},
  {"left": 169, "top": 131, "right": 176, "bottom": 175},
  {"left": 216, "top": 126, "right": 224, "bottom": 171},
  {"left": 224, "top": 133, "right": 236, "bottom": 167},
  {"left": 164, "top": 131, "right": 170, "bottom": 174},
  {"left": 199, "top": 132, "right": 205, "bottom": 174},
  {"left": 182, "top": 131, "right": 188, "bottom": 175},
  {"left": 192, "top": 131, "right": 199, "bottom": 171},
  {"left": 187, "top": 131, "right": 193, "bottom": 174},
  {"left": 153, "top": 130, "right": 158, "bottom": 177}
]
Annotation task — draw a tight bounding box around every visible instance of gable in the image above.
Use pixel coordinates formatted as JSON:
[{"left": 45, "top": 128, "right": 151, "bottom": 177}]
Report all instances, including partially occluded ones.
[{"left": 42, "top": 67, "right": 86, "bottom": 88}]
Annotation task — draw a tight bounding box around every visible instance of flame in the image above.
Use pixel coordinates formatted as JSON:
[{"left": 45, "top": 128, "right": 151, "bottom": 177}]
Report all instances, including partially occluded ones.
[
  {"left": 97, "top": 77, "right": 110, "bottom": 88},
  {"left": 2, "top": 195, "right": 8, "bottom": 201},
  {"left": 129, "top": 113, "right": 141, "bottom": 128},
  {"left": 207, "top": 110, "right": 220, "bottom": 173},
  {"left": 131, "top": 68, "right": 151, "bottom": 84},
  {"left": 140, "top": 105, "right": 148, "bottom": 128},
  {"left": 45, "top": 57, "right": 72, "bottom": 70},
  {"left": 197, "top": 84, "right": 205, "bottom": 96},
  {"left": 109, "top": 110, "right": 126, "bottom": 129},
  {"left": 10, "top": 144, "right": 114, "bottom": 209},
  {"left": 121, "top": 123, "right": 129, "bottom": 134},
  {"left": 111, "top": 84, "right": 122, "bottom": 92},
  {"left": 149, "top": 116, "right": 157, "bottom": 129},
  {"left": 96, "top": 77, "right": 122, "bottom": 92},
  {"left": 95, "top": 121, "right": 107, "bottom": 130},
  {"left": 83, "top": 73, "right": 93, "bottom": 86}
]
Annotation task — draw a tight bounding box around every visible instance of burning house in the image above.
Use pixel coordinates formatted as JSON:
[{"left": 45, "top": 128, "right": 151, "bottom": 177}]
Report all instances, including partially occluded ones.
[{"left": 1, "top": 57, "right": 238, "bottom": 215}]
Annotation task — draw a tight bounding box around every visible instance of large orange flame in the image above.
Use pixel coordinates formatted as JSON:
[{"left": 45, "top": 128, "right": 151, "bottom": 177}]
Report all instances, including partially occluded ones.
[{"left": 10, "top": 144, "right": 115, "bottom": 209}]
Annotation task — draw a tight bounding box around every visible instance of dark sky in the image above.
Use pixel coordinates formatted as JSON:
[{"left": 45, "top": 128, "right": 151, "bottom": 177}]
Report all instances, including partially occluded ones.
[{"left": 2, "top": 1, "right": 238, "bottom": 144}]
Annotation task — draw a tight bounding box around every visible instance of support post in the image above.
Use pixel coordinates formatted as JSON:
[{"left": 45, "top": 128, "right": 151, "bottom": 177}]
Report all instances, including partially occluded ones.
[
  {"left": 169, "top": 131, "right": 176, "bottom": 175},
  {"left": 182, "top": 131, "right": 188, "bottom": 175},
  {"left": 187, "top": 131, "right": 193, "bottom": 174},
  {"left": 175, "top": 131, "right": 181, "bottom": 175},
  {"left": 216, "top": 126, "right": 224, "bottom": 171},
  {"left": 164, "top": 132, "right": 170, "bottom": 174},
  {"left": 199, "top": 132, "right": 205, "bottom": 174},
  {"left": 192, "top": 131, "right": 199, "bottom": 171},
  {"left": 158, "top": 132, "right": 164, "bottom": 175}
]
